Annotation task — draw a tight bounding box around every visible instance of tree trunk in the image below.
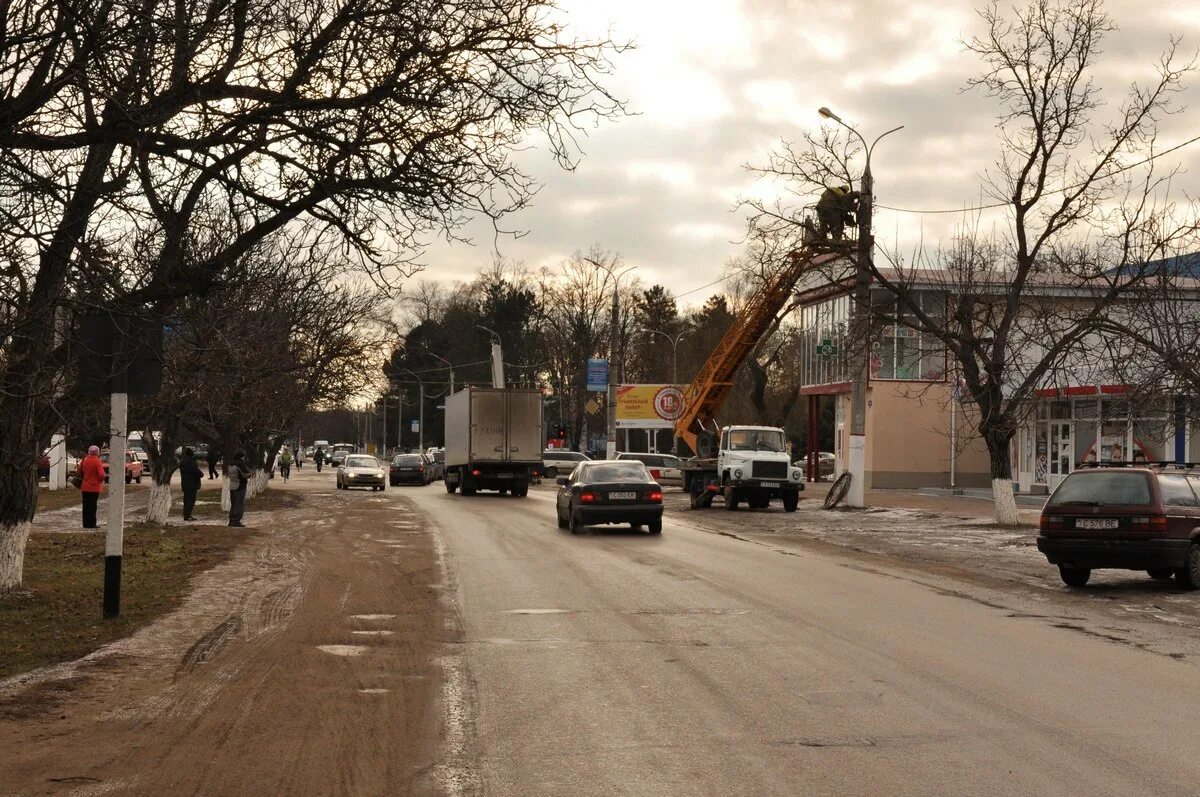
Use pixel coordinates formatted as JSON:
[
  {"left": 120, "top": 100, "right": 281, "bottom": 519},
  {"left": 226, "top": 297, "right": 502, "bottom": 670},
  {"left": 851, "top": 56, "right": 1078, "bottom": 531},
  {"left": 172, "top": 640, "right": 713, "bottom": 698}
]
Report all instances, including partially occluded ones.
[
  {"left": 984, "top": 429, "right": 1021, "bottom": 526},
  {"left": 0, "top": 465, "right": 39, "bottom": 589},
  {"left": 146, "top": 482, "right": 173, "bottom": 525},
  {"left": 221, "top": 477, "right": 232, "bottom": 511}
]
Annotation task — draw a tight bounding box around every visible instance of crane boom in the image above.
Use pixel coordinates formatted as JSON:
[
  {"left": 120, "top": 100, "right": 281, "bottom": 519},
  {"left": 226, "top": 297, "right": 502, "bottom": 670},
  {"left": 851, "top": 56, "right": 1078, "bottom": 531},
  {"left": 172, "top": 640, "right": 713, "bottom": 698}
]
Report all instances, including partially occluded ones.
[{"left": 674, "top": 248, "right": 841, "bottom": 456}]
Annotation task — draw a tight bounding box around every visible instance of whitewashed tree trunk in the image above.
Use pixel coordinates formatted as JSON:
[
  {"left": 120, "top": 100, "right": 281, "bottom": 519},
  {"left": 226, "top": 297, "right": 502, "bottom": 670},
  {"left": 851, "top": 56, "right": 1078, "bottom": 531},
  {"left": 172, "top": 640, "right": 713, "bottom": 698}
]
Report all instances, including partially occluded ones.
[
  {"left": 221, "top": 477, "right": 232, "bottom": 511},
  {"left": 992, "top": 478, "right": 1021, "bottom": 526},
  {"left": 145, "top": 481, "right": 173, "bottom": 525},
  {"left": 0, "top": 521, "right": 33, "bottom": 589},
  {"left": 252, "top": 469, "right": 269, "bottom": 496}
]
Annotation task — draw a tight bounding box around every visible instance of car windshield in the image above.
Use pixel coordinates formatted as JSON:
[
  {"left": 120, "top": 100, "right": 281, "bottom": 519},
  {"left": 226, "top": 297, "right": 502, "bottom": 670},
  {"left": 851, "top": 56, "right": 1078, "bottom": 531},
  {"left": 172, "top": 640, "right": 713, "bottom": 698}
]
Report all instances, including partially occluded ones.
[
  {"left": 393, "top": 455, "right": 422, "bottom": 465},
  {"left": 345, "top": 456, "right": 377, "bottom": 468},
  {"left": 728, "top": 429, "right": 785, "bottom": 452},
  {"left": 580, "top": 462, "right": 651, "bottom": 483},
  {"left": 1047, "top": 471, "right": 1153, "bottom": 506}
]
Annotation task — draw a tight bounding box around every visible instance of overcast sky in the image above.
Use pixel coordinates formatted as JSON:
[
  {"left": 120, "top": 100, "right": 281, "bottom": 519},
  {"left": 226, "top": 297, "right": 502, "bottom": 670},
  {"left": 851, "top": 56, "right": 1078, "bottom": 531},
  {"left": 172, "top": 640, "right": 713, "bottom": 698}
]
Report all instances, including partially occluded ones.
[{"left": 421, "top": 0, "right": 1200, "bottom": 308}]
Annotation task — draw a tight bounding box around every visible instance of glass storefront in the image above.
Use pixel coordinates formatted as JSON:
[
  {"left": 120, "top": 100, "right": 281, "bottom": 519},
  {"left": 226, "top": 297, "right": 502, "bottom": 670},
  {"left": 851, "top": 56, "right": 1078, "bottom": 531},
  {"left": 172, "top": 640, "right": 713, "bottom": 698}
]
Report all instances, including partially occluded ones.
[{"left": 1024, "top": 394, "right": 1174, "bottom": 490}]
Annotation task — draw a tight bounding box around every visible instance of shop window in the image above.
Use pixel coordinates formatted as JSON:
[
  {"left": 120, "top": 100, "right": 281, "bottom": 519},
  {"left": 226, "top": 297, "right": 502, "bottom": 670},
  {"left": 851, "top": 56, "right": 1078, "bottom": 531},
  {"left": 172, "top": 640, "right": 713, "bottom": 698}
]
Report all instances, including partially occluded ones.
[{"left": 1049, "top": 401, "right": 1071, "bottom": 420}]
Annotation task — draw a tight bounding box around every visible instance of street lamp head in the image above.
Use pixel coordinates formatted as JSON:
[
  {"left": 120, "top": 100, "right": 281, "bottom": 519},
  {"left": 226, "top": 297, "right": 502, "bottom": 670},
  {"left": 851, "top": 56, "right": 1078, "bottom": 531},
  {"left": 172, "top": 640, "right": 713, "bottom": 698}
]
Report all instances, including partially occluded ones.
[{"left": 818, "top": 106, "right": 841, "bottom": 122}]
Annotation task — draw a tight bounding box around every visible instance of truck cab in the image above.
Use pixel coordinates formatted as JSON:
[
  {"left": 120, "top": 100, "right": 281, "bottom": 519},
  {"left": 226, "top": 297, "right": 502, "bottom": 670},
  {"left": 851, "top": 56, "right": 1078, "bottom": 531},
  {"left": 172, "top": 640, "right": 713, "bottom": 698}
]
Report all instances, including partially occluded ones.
[{"left": 683, "top": 425, "right": 803, "bottom": 511}]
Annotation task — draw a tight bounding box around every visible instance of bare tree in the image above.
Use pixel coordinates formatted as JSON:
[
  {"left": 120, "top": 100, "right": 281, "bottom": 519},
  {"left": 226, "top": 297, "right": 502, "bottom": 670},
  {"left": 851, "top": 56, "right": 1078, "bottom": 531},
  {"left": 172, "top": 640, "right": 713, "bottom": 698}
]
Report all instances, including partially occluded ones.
[
  {"left": 0, "top": 0, "right": 625, "bottom": 587},
  {"left": 747, "top": 0, "right": 1198, "bottom": 524}
]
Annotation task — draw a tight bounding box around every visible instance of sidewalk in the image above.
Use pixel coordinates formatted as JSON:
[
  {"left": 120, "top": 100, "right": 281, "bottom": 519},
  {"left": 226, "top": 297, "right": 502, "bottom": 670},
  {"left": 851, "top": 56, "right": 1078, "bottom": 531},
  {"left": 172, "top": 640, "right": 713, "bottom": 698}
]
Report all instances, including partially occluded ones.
[{"left": 801, "top": 480, "right": 1043, "bottom": 524}]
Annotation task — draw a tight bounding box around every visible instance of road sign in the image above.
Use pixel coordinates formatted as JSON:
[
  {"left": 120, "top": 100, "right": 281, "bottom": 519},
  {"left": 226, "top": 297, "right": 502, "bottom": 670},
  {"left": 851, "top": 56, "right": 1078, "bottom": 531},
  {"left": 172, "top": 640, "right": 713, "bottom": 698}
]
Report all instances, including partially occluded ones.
[
  {"left": 586, "top": 398, "right": 600, "bottom": 415},
  {"left": 410, "top": 420, "right": 420, "bottom": 432},
  {"left": 816, "top": 338, "right": 837, "bottom": 359},
  {"left": 586, "top": 358, "right": 608, "bottom": 392}
]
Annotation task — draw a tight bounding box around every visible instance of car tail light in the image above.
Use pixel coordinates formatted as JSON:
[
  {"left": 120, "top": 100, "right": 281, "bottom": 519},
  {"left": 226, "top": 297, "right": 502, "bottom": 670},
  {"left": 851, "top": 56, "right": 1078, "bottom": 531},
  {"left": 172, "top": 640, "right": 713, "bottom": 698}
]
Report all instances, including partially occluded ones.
[
  {"left": 647, "top": 490, "right": 663, "bottom": 502},
  {"left": 1131, "top": 515, "right": 1168, "bottom": 531},
  {"left": 471, "top": 469, "right": 482, "bottom": 477},
  {"left": 1039, "top": 515, "right": 1064, "bottom": 531},
  {"left": 650, "top": 469, "right": 661, "bottom": 479},
  {"left": 579, "top": 491, "right": 597, "bottom": 504},
  {"left": 417, "top": 466, "right": 424, "bottom": 472}
]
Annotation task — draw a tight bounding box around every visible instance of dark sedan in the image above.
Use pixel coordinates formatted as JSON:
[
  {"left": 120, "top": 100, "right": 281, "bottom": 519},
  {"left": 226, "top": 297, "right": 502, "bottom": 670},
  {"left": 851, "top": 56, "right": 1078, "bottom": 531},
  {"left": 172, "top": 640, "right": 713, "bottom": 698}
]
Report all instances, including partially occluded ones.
[
  {"left": 555, "top": 461, "right": 663, "bottom": 535},
  {"left": 390, "top": 454, "right": 429, "bottom": 486}
]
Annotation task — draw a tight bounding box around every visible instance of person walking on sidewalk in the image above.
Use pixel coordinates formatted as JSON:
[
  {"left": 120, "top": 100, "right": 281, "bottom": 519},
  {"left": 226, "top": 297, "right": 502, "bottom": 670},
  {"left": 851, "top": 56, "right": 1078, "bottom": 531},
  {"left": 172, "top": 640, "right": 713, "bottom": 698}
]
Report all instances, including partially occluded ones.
[
  {"left": 278, "top": 446, "right": 293, "bottom": 482},
  {"left": 227, "top": 449, "right": 252, "bottom": 528},
  {"left": 179, "top": 447, "right": 203, "bottom": 521},
  {"left": 79, "top": 445, "right": 105, "bottom": 529},
  {"left": 208, "top": 447, "right": 221, "bottom": 480}
]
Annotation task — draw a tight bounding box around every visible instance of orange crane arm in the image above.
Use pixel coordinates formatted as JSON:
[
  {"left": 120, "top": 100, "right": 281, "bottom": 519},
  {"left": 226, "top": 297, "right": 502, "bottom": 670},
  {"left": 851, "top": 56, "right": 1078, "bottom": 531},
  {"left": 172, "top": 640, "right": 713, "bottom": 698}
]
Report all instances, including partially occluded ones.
[{"left": 674, "top": 249, "right": 840, "bottom": 456}]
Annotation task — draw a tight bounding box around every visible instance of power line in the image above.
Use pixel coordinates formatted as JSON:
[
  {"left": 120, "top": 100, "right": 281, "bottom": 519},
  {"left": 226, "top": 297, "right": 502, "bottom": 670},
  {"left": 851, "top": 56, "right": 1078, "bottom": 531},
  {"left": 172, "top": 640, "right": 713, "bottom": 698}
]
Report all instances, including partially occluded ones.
[
  {"left": 674, "top": 276, "right": 728, "bottom": 299},
  {"left": 876, "top": 133, "right": 1200, "bottom": 215}
]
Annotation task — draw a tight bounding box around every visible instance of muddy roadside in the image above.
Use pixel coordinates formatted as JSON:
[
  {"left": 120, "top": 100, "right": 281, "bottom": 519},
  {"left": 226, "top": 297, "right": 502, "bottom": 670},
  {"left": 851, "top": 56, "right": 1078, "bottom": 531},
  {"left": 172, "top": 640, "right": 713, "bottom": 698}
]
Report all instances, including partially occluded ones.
[
  {"left": 661, "top": 488, "right": 1200, "bottom": 663},
  {"left": 0, "top": 478, "right": 452, "bottom": 796}
]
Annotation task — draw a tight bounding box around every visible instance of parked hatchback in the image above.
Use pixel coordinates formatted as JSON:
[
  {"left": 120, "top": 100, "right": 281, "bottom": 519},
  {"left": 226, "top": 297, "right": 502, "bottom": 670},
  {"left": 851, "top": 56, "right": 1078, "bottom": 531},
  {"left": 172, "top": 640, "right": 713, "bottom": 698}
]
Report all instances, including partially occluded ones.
[
  {"left": 615, "top": 452, "right": 684, "bottom": 485},
  {"left": 1036, "top": 465, "right": 1200, "bottom": 588}
]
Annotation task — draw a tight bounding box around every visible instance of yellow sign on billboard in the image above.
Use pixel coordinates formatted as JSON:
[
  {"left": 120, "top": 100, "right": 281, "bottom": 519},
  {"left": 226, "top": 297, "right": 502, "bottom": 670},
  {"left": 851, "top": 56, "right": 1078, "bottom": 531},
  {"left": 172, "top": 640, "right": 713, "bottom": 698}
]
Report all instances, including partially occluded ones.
[{"left": 615, "top": 384, "right": 685, "bottom": 429}]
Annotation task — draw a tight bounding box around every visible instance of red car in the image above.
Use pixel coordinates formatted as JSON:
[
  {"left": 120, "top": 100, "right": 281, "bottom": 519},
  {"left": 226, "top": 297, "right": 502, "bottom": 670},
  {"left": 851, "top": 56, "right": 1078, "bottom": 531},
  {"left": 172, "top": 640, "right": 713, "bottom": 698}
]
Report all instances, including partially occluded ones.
[
  {"left": 100, "top": 450, "right": 144, "bottom": 484},
  {"left": 1037, "top": 464, "right": 1200, "bottom": 588}
]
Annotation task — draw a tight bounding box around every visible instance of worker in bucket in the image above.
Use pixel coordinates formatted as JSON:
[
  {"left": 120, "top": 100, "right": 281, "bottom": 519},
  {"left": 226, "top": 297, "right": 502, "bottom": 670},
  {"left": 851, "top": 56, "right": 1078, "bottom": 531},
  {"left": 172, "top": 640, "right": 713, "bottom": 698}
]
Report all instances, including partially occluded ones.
[{"left": 816, "top": 185, "right": 859, "bottom": 240}]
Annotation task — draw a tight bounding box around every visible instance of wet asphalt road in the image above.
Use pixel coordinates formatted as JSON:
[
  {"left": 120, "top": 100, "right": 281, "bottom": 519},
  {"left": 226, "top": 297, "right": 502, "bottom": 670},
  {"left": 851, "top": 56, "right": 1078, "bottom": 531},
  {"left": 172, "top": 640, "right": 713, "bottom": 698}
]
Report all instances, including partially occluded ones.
[{"left": 411, "top": 483, "right": 1200, "bottom": 797}]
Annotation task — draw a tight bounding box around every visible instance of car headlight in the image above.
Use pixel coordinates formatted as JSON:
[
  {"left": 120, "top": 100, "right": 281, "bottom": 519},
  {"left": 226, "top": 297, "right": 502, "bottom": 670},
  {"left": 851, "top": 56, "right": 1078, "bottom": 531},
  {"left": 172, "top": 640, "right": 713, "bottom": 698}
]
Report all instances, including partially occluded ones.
[
  {"left": 734, "top": 468, "right": 742, "bottom": 479},
  {"left": 792, "top": 470, "right": 801, "bottom": 481}
]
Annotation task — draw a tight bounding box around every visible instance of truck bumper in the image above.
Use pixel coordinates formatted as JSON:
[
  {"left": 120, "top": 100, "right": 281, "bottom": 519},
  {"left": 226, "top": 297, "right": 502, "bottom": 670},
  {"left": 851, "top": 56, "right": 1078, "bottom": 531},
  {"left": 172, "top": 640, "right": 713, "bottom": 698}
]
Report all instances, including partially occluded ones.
[{"left": 730, "top": 479, "right": 803, "bottom": 494}]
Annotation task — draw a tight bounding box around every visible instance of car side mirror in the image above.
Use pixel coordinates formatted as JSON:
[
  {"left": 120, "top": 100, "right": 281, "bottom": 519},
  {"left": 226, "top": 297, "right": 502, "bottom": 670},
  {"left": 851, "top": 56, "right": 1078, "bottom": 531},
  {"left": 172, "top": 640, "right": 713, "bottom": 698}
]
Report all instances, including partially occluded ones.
[{"left": 556, "top": 476, "right": 570, "bottom": 486}]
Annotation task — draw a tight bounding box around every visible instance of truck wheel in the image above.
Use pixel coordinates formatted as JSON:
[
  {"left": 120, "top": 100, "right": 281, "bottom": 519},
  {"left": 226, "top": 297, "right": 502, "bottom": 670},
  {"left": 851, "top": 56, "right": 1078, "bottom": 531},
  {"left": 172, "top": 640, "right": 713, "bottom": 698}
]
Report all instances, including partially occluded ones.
[
  {"left": 498, "top": 487, "right": 508, "bottom": 496},
  {"left": 462, "top": 485, "right": 476, "bottom": 496},
  {"left": 445, "top": 480, "right": 457, "bottom": 494},
  {"left": 782, "top": 491, "right": 799, "bottom": 512},
  {"left": 723, "top": 483, "right": 739, "bottom": 511},
  {"left": 515, "top": 485, "right": 528, "bottom": 497},
  {"left": 689, "top": 490, "right": 704, "bottom": 509}
]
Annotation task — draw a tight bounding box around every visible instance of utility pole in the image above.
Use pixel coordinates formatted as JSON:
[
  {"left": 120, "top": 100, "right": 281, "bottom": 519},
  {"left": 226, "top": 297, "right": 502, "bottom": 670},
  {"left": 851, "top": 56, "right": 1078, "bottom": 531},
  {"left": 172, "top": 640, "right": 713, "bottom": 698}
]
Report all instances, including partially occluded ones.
[
  {"left": 382, "top": 389, "right": 388, "bottom": 458},
  {"left": 607, "top": 288, "right": 618, "bottom": 460},
  {"left": 398, "top": 388, "right": 405, "bottom": 453},
  {"left": 818, "top": 107, "right": 903, "bottom": 508}
]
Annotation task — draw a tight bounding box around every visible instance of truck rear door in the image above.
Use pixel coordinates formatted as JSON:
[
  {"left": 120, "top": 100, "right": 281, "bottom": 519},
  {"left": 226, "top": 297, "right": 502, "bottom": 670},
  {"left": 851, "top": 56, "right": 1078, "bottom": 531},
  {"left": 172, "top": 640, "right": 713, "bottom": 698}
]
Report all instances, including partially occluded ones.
[
  {"left": 470, "top": 390, "right": 507, "bottom": 462},
  {"left": 506, "top": 391, "right": 543, "bottom": 463}
]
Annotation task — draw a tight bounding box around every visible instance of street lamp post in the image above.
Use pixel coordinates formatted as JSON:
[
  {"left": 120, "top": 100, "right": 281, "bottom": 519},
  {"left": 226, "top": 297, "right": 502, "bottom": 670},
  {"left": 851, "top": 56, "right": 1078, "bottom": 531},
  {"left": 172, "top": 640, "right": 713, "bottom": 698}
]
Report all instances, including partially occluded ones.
[
  {"left": 817, "top": 106, "right": 903, "bottom": 508},
  {"left": 646, "top": 329, "right": 688, "bottom": 386},
  {"left": 402, "top": 368, "right": 424, "bottom": 453},
  {"left": 588, "top": 260, "right": 637, "bottom": 459}
]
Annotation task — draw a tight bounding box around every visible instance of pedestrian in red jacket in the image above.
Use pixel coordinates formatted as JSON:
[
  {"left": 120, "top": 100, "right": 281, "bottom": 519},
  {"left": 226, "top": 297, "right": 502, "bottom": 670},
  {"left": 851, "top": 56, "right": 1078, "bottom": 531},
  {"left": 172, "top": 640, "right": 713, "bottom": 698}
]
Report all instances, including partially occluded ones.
[{"left": 79, "top": 445, "right": 106, "bottom": 529}]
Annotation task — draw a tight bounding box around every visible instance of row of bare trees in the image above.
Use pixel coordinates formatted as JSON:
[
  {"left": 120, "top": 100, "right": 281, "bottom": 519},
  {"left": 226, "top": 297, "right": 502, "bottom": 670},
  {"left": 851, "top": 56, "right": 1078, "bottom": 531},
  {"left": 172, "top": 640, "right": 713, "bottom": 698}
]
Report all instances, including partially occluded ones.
[
  {"left": 384, "top": 247, "right": 813, "bottom": 454},
  {"left": 0, "top": 0, "right": 624, "bottom": 586}
]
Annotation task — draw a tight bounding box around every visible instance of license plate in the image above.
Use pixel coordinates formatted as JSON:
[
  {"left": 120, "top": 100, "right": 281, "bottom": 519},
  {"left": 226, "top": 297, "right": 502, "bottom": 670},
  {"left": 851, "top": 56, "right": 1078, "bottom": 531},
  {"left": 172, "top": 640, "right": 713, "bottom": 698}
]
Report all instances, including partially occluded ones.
[
  {"left": 609, "top": 491, "right": 636, "bottom": 500},
  {"left": 1076, "top": 518, "right": 1118, "bottom": 530},
  {"left": 496, "top": 472, "right": 513, "bottom": 478},
  {"left": 760, "top": 482, "right": 780, "bottom": 488}
]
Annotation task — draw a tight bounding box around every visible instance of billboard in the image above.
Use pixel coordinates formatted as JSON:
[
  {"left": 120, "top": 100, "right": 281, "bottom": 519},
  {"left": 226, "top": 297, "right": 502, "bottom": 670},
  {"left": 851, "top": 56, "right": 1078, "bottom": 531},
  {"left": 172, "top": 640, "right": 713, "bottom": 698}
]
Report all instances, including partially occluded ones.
[
  {"left": 615, "top": 384, "right": 685, "bottom": 429},
  {"left": 586, "top": 358, "right": 608, "bottom": 392}
]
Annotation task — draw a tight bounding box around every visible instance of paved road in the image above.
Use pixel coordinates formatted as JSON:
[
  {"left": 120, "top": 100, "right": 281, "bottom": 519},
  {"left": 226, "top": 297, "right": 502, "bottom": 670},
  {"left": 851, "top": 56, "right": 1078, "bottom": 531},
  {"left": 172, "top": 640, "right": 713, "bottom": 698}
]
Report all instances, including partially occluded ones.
[{"left": 413, "top": 484, "right": 1200, "bottom": 797}]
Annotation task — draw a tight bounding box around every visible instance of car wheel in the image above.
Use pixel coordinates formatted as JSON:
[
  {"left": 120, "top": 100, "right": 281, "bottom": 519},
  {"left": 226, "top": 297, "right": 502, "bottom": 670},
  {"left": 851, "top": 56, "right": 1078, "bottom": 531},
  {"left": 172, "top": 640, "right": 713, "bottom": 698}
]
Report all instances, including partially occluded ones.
[
  {"left": 1176, "top": 543, "right": 1200, "bottom": 590},
  {"left": 1059, "top": 565, "right": 1091, "bottom": 588},
  {"left": 569, "top": 510, "right": 584, "bottom": 535},
  {"left": 135, "top": 473, "right": 142, "bottom": 484},
  {"left": 125, "top": 473, "right": 132, "bottom": 484},
  {"left": 782, "top": 491, "right": 799, "bottom": 512},
  {"left": 723, "top": 483, "right": 739, "bottom": 511},
  {"left": 1147, "top": 568, "right": 1174, "bottom": 581},
  {"left": 648, "top": 519, "right": 662, "bottom": 535},
  {"left": 557, "top": 507, "right": 567, "bottom": 529}
]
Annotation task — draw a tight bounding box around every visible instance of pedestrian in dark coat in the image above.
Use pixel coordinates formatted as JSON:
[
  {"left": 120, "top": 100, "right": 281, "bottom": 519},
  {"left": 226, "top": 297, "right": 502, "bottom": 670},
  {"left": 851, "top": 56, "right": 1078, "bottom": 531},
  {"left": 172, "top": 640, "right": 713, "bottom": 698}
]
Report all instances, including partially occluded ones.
[
  {"left": 208, "top": 447, "right": 221, "bottom": 480},
  {"left": 227, "top": 448, "right": 252, "bottom": 527},
  {"left": 179, "top": 447, "right": 203, "bottom": 521},
  {"left": 79, "top": 445, "right": 106, "bottom": 528}
]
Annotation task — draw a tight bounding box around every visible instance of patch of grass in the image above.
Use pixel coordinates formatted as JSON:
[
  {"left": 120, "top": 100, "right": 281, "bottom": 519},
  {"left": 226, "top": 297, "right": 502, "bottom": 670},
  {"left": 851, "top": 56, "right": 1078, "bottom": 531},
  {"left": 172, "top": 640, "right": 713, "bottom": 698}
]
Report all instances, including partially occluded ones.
[
  {"left": 189, "top": 488, "right": 305, "bottom": 519},
  {"left": 35, "top": 483, "right": 149, "bottom": 514},
  {"left": 0, "top": 524, "right": 253, "bottom": 679}
]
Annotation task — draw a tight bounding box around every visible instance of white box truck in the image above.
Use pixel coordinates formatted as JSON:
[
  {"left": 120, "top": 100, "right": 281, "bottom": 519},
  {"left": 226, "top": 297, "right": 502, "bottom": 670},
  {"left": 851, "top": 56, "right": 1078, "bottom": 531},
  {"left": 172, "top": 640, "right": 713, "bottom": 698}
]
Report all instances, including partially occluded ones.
[{"left": 444, "top": 387, "right": 543, "bottom": 497}]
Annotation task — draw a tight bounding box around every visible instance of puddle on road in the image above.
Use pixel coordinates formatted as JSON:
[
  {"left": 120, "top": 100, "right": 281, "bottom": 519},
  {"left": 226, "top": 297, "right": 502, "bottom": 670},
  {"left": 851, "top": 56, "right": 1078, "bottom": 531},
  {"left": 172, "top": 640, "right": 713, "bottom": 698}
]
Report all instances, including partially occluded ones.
[
  {"left": 352, "top": 630, "right": 394, "bottom": 636},
  {"left": 505, "top": 608, "right": 571, "bottom": 615},
  {"left": 351, "top": 614, "right": 397, "bottom": 621},
  {"left": 316, "top": 645, "right": 368, "bottom": 656}
]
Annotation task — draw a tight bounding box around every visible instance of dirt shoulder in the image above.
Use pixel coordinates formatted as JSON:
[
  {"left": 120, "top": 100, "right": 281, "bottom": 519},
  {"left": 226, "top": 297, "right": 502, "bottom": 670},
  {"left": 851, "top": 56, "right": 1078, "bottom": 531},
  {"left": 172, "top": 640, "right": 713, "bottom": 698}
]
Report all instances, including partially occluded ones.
[{"left": 0, "top": 474, "right": 449, "bottom": 796}]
